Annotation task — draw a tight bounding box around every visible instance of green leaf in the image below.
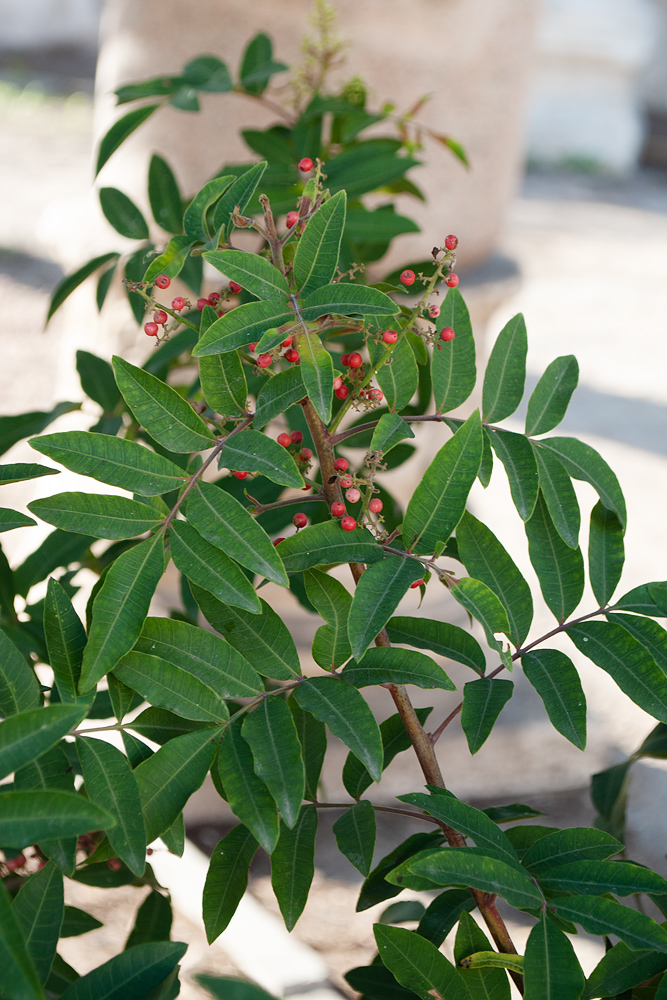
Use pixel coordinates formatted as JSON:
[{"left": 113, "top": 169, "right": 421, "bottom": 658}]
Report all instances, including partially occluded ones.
[
  {"left": 525, "top": 492, "right": 584, "bottom": 621},
  {"left": 399, "top": 790, "right": 520, "bottom": 867},
  {"left": 456, "top": 510, "right": 533, "bottom": 646},
  {"left": 293, "top": 191, "right": 347, "bottom": 297},
  {"left": 299, "top": 282, "right": 399, "bottom": 321},
  {"left": 0, "top": 704, "right": 84, "bottom": 780},
  {"left": 582, "top": 941, "right": 667, "bottom": 1000},
  {"left": 0, "top": 880, "right": 43, "bottom": 1000},
  {"left": 198, "top": 978, "right": 277, "bottom": 1000},
  {"left": 455, "top": 910, "right": 510, "bottom": 999},
  {"left": 13, "top": 861, "right": 64, "bottom": 985},
  {"left": 451, "top": 577, "right": 511, "bottom": 651},
  {"left": 218, "top": 429, "right": 303, "bottom": 488},
  {"left": 99, "top": 187, "right": 149, "bottom": 240},
  {"left": 521, "top": 649, "right": 586, "bottom": 750},
  {"left": 13, "top": 527, "right": 93, "bottom": 598},
  {"left": 137, "top": 616, "right": 263, "bottom": 697},
  {"left": 275, "top": 519, "right": 384, "bottom": 573},
  {"left": 380, "top": 901, "right": 426, "bottom": 925},
  {"left": 169, "top": 520, "right": 261, "bottom": 614},
  {"left": 187, "top": 481, "right": 287, "bottom": 586},
  {"left": 14, "top": 744, "right": 77, "bottom": 874},
  {"left": 0, "top": 463, "right": 59, "bottom": 487},
  {"left": 43, "top": 578, "right": 87, "bottom": 704},
  {"left": 0, "top": 790, "right": 113, "bottom": 848},
  {"left": 293, "top": 676, "right": 383, "bottom": 781},
  {"left": 76, "top": 737, "right": 146, "bottom": 875},
  {"left": 125, "top": 889, "right": 172, "bottom": 949},
  {"left": 591, "top": 761, "right": 631, "bottom": 838},
  {"left": 333, "top": 800, "right": 376, "bottom": 877},
  {"left": 589, "top": 502, "right": 624, "bottom": 607},
  {"left": 60, "top": 942, "right": 187, "bottom": 1000},
  {"left": 193, "top": 300, "right": 293, "bottom": 356},
  {"left": 637, "top": 721, "right": 667, "bottom": 758},
  {"left": 549, "top": 895, "right": 667, "bottom": 953},
  {"left": 242, "top": 698, "right": 304, "bottom": 828},
  {"left": 205, "top": 249, "right": 290, "bottom": 303},
  {"left": 193, "top": 588, "right": 300, "bottom": 680},
  {"left": 216, "top": 721, "right": 279, "bottom": 853},
  {"left": 431, "top": 288, "right": 477, "bottom": 414},
  {"left": 253, "top": 367, "right": 306, "bottom": 430},
  {"left": 609, "top": 612, "right": 667, "bottom": 673},
  {"left": 203, "top": 825, "right": 258, "bottom": 943},
  {"left": 524, "top": 916, "right": 584, "bottom": 1000},
  {"left": 343, "top": 647, "right": 455, "bottom": 691},
  {"left": 345, "top": 964, "right": 421, "bottom": 1000},
  {"left": 199, "top": 351, "right": 248, "bottom": 416},
  {"left": 488, "top": 427, "right": 539, "bottom": 521},
  {"left": 613, "top": 581, "right": 667, "bottom": 617},
  {"left": 31, "top": 431, "right": 187, "bottom": 496},
  {"left": 212, "top": 161, "right": 268, "bottom": 239},
  {"left": 182, "top": 54, "right": 233, "bottom": 92},
  {"left": 523, "top": 827, "right": 623, "bottom": 872},
  {"left": 569, "top": 620, "right": 667, "bottom": 724},
  {"left": 525, "top": 356, "right": 579, "bottom": 437},
  {"left": 143, "top": 235, "right": 196, "bottom": 285},
  {"left": 404, "top": 411, "right": 482, "bottom": 553},
  {"left": 538, "top": 436, "right": 626, "bottom": 529},
  {"left": 0, "top": 629, "right": 40, "bottom": 715},
  {"left": 29, "top": 492, "right": 164, "bottom": 539},
  {"left": 0, "top": 508, "right": 35, "bottom": 532},
  {"left": 386, "top": 616, "right": 486, "bottom": 675},
  {"left": 148, "top": 154, "right": 183, "bottom": 234},
  {"left": 134, "top": 727, "right": 216, "bottom": 844},
  {"left": 96, "top": 104, "right": 160, "bottom": 176},
  {"left": 113, "top": 650, "right": 229, "bottom": 722},
  {"left": 537, "top": 859, "right": 666, "bottom": 896},
  {"left": 348, "top": 556, "right": 425, "bottom": 660},
  {"left": 482, "top": 313, "right": 527, "bottom": 422},
  {"left": 417, "top": 890, "right": 477, "bottom": 949},
  {"left": 270, "top": 806, "right": 318, "bottom": 930},
  {"left": 76, "top": 351, "right": 121, "bottom": 413},
  {"left": 533, "top": 444, "right": 580, "bottom": 548},
  {"left": 129, "top": 707, "right": 214, "bottom": 745},
  {"left": 377, "top": 336, "right": 418, "bottom": 412},
  {"left": 304, "top": 569, "right": 351, "bottom": 670},
  {"left": 299, "top": 330, "right": 334, "bottom": 423},
  {"left": 183, "top": 175, "right": 234, "bottom": 241},
  {"left": 46, "top": 253, "right": 120, "bottom": 323},
  {"left": 80, "top": 533, "right": 165, "bottom": 693},
  {"left": 61, "top": 905, "right": 103, "bottom": 938},
  {"left": 374, "top": 924, "right": 470, "bottom": 1000},
  {"left": 407, "top": 848, "right": 543, "bottom": 909},
  {"left": 342, "top": 707, "right": 432, "bottom": 801},
  {"left": 357, "top": 830, "right": 445, "bottom": 911},
  {"left": 461, "top": 679, "right": 514, "bottom": 754},
  {"left": 240, "top": 32, "right": 286, "bottom": 95},
  {"left": 326, "top": 141, "right": 420, "bottom": 199},
  {"left": 370, "top": 413, "right": 415, "bottom": 456},
  {"left": 289, "top": 699, "right": 326, "bottom": 801},
  {"left": 113, "top": 357, "right": 215, "bottom": 453}
]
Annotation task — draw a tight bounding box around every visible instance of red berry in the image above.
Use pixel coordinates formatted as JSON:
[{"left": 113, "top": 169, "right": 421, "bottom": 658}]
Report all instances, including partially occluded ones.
[
  {"left": 286, "top": 211, "right": 299, "bottom": 228},
  {"left": 285, "top": 348, "right": 300, "bottom": 363},
  {"left": 229, "top": 280, "right": 242, "bottom": 294},
  {"left": 217, "top": 309, "right": 224, "bottom": 317},
  {"left": 339, "top": 476, "right": 353, "bottom": 489},
  {"left": 293, "top": 512, "right": 308, "bottom": 529},
  {"left": 445, "top": 234, "right": 458, "bottom": 251},
  {"left": 333, "top": 376, "right": 343, "bottom": 390},
  {"left": 428, "top": 304, "right": 441, "bottom": 319},
  {"left": 290, "top": 430, "right": 303, "bottom": 445},
  {"left": 107, "top": 858, "right": 122, "bottom": 871},
  {"left": 340, "top": 353, "right": 351, "bottom": 366},
  {"left": 155, "top": 274, "right": 171, "bottom": 289},
  {"left": 445, "top": 272, "right": 459, "bottom": 288},
  {"left": 369, "top": 498, "right": 383, "bottom": 513},
  {"left": 233, "top": 470, "right": 248, "bottom": 479},
  {"left": 277, "top": 432, "right": 291, "bottom": 447},
  {"left": 382, "top": 329, "right": 398, "bottom": 344},
  {"left": 197, "top": 298, "right": 209, "bottom": 311},
  {"left": 410, "top": 578, "right": 425, "bottom": 589},
  {"left": 282, "top": 336, "right": 293, "bottom": 348},
  {"left": 299, "top": 447, "right": 313, "bottom": 461},
  {"left": 298, "top": 157, "right": 314, "bottom": 172},
  {"left": 348, "top": 353, "right": 363, "bottom": 369},
  {"left": 400, "top": 269, "right": 416, "bottom": 286},
  {"left": 153, "top": 309, "right": 168, "bottom": 325},
  {"left": 335, "top": 385, "right": 349, "bottom": 400},
  {"left": 144, "top": 322, "right": 158, "bottom": 337},
  {"left": 341, "top": 516, "right": 357, "bottom": 531},
  {"left": 369, "top": 388, "right": 383, "bottom": 402},
  {"left": 345, "top": 487, "right": 361, "bottom": 503},
  {"left": 331, "top": 501, "right": 346, "bottom": 517},
  {"left": 172, "top": 296, "right": 185, "bottom": 311},
  {"left": 247, "top": 342, "right": 258, "bottom": 352},
  {"left": 208, "top": 292, "right": 221, "bottom": 305},
  {"left": 333, "top": 458, "right": 348, "bottom": 472},
  {"left": 440, "top": 327, "right": 455, "bottom": 342},
  {"left": 273, "top": 537, "right": 285, "bottom": 546},
  {"left": 257, "top": 353, "right": 273, "bottom": 368}
]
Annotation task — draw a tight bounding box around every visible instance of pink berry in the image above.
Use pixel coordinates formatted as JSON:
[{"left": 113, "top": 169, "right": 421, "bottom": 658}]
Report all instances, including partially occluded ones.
[
  {"left": 144, "top": 322, "right": 158, "bottom": 337},
  {"left": 400, "top": 269, "right": 416, "bottom": 286},
  {"left": 247, "top": 342, "right": 258, "bottom": 352},
  {"left": 410, "top": 579, "right": 425, "bottom": 589},
  {"left": 335, "top": 385, "right": 349, "bottom": 400},
  {"left": 346, "top": 487, "right": 361, "bottom": 503},
  {"left": 445, "top": 272, "right": 459, "bottom": 288},
  {"left": 229, "top": 281, "right": 242, "bottom": 294},
  {"left": 286, "top": 211, "right": 299, "bottom": 228},
  {"left": 273, "top": 537, "right": 285, "bottom": 546},
  {"left": 382, "top": 329, "right": 398, "bottom": 344},
  {"left": 340, "top": 354, "right": 351, "bottom": 366},
  {"left": 155, "top": 274, "right": 171, "bottom": 289},
  {"left": 233, "top": 471, "right": 248, "bottom": 479},
  {"left": 333, "top": 458, "right": 348, "bottom": 472},
  {"left": 331, "top": 502, "right": 346, "bottom": 517},
  {"left": 440, "top": 327, "right": 455, "bottom": 342},
  {"left": 257, "top": 353, "right": 273, "bottom": 368},
  {"left": 153, "top": 309, "right": 168, "bottom": 325},
  {"left": 339, "top": 476, "right": 353, "bottom": 489},
  {"left": 445, "top": 234, "right": 458, "bottom": 251},
  {"left": 348, "top": 353, "right": 363, "bottom": 369},
  {"left": 428, "top": 304, "right": 441, "bottom": 319},
  {"left": 369, "top": 388, "right": 383, "bottom": 402},
  {"left": 282, "top": 336, "right": 293, "bottom": 348},
  {"left": 277, "top": 433, "right": 291, "bottom": 447},
  {"left": 208, "top": 292, "right": 221, "bottom": 305},
  {"left": 197, "top": 298, "right": 209, "bottom": 311},
  {"left": 285, "top": 348, "right": 300, "bottom": 363},
  {"left": 293, "top": 512, "right": 308, "bottom": 528},
  {"left": 290, "top": 430, "right": 303, "bottom": 445},
  {"left": 172, "top": 296, "right": 185, "bottom": 311},
  {"left": 333, "top": 376, "right": 343, "bottom": 390},
  {"left": 299, "top": 447, "right": 313, "bottom": 461},
  {"left": 369, "top": 498, "right": 383, "bottom": 513},
  {"left": 298, "top": 157, "right": 314, "bottom": 172},
  {"left": 341, "top": 516, "right": 357, "bottom": 532},
  {"left": 107, "top": 858, "right": 122, "bottom": 871}
]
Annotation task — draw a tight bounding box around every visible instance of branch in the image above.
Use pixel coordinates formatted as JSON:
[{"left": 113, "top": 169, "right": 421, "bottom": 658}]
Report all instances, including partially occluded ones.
[{"left": 312, "top": 801, "right": 442, "bottom": 825}]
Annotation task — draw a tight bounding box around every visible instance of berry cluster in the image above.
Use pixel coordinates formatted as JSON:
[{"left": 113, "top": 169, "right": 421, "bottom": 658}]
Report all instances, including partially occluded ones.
[
  {"left": 247, "top": 332, "right": 300, "bottom": 370},
  {"left": 334, "top": 353, "right": 383, "bottom": 407}
]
